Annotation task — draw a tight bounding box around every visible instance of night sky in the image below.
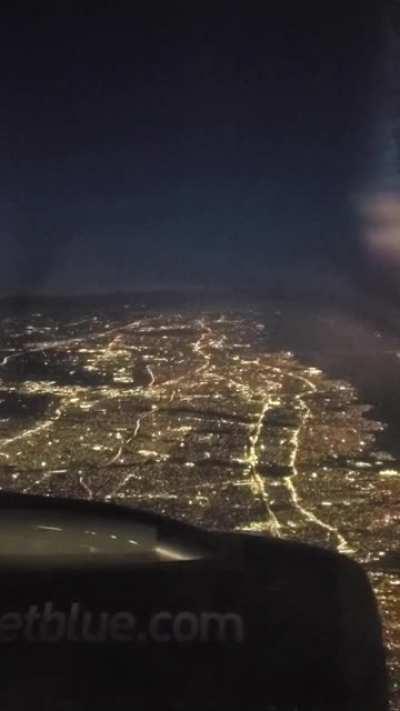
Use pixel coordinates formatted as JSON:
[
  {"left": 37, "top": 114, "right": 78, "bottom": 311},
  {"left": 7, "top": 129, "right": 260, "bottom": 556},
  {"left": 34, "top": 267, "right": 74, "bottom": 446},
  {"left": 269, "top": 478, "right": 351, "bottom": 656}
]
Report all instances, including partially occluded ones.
[{"left": 0, "top": 4, "right": 385, "bottom": 292}]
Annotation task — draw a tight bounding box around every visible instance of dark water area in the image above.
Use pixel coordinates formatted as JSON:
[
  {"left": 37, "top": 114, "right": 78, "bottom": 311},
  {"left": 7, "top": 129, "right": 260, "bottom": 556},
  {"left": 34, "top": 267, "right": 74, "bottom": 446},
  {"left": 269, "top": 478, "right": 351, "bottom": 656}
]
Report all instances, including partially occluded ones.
[
  {"left": 263, "top": 304, "right": 400, "bottom": 460},
  {"left": 300, "top": 350, "right": 400, "bottom": 459}
]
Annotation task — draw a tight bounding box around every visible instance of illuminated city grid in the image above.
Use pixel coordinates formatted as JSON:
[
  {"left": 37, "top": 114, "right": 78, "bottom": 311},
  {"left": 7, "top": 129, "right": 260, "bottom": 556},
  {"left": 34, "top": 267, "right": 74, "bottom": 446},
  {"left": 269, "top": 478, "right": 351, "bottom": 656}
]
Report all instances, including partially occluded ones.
[{"left": 0, "top": 307, "right": 399, "bottom": 700}]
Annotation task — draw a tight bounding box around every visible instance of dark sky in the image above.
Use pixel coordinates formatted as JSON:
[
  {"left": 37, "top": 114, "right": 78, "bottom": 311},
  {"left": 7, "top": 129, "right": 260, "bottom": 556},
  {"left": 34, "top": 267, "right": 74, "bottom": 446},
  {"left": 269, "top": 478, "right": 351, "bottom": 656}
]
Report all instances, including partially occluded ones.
[{"left": 0, "top": 3, "right": 384, "bottom": 292}]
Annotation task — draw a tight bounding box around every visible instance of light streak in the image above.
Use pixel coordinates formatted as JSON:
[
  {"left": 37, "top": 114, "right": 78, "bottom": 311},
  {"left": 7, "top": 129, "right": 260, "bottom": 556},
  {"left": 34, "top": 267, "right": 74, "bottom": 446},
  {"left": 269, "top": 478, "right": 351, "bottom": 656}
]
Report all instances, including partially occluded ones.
[
  {"left": 281, "top": 374, "right": 354, "bottom": 555},
  {"left": 0, "top": 408, "right": 63, "bottom": 451},
  {"left": 0, "top": 353, "right": 16, "bottom": 367},
  {"left": 79, "top": 474, "right": 93, "bottom": 499},
  {"left": 107, "top": 408, "right": 155, "bottom": 489},
  {"left": 146, "top": 364, "right": 155, "bottom": 387},
  {"left": 242, "top": 395, "right": 282, "bottom": 537},
  {"left": 192, "top": 319, "right": 213, "bottom": 377}
]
